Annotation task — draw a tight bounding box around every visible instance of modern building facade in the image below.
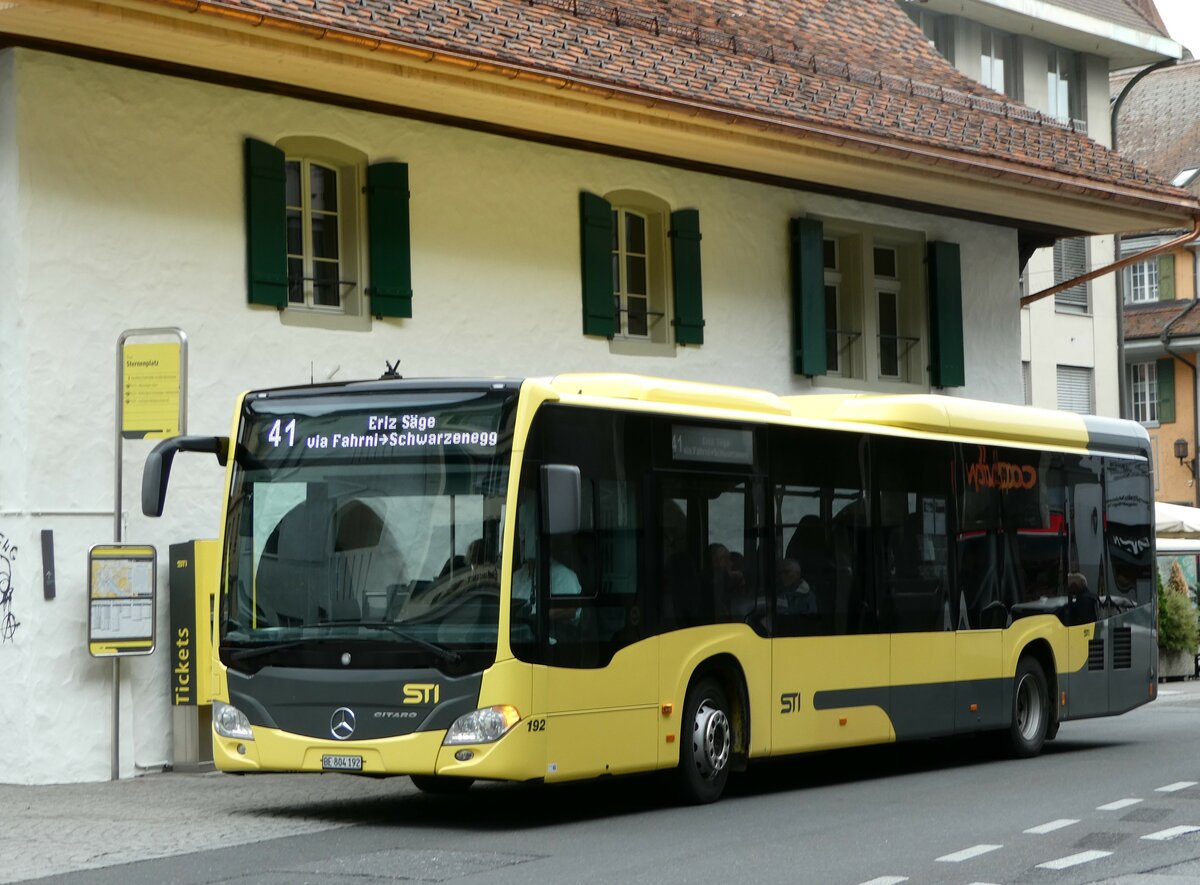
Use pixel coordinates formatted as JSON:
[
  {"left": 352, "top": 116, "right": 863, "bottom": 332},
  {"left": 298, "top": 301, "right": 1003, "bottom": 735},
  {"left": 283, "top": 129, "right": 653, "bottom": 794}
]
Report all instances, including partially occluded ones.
[
  {"left": 901, "top": 0, "right": 1182, "bottom": 417},
  {"left": 0, "top": 0, "right": 1194, "bottom": 782}
]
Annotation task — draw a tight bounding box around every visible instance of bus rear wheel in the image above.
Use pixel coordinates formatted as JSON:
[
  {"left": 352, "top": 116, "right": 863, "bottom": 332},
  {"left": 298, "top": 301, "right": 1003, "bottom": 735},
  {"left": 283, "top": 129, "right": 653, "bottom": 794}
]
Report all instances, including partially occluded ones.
[
  {"left": 1007, "top": 656, "right": 1050, "bottom": 758},
  {"left": 410, "top": 774, "right": 474, "bottom": 794},
  {"left": 674, "top": 677, "right": 732, "bottom": 805}
]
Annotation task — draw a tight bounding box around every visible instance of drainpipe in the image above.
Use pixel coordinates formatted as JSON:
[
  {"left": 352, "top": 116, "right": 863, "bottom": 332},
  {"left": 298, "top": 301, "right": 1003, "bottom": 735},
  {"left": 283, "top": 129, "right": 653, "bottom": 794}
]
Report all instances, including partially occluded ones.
[{"left": 1111, "top": 58, "right": 1177, "bottom": 418}]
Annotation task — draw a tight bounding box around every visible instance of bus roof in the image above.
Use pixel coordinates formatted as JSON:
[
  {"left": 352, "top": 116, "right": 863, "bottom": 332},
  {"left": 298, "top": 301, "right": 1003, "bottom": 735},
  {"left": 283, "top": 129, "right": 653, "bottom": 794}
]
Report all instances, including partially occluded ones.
[{"left": 542, "top": 373, "right": 1149, "bottom": 457}]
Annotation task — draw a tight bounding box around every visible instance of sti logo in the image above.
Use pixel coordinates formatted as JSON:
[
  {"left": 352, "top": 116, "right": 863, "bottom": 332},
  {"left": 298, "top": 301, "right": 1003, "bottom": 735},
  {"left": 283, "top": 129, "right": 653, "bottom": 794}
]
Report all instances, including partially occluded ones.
[{"left": 403, "top": 683, "right": 440, "bottom": 705}]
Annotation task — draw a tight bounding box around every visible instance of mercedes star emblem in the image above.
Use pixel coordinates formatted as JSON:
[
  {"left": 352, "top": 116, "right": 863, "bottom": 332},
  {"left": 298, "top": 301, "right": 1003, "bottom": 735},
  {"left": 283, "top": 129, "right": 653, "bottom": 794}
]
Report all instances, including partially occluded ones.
[{"left": 330, "top": 707, "right": 356, "bottom": 740}]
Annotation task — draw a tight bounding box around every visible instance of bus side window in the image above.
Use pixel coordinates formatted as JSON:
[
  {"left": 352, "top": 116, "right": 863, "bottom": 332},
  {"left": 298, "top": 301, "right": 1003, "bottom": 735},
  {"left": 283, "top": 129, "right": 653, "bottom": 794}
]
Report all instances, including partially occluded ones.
[{"left": 874, "top": 438, "right": 951, "bottom": 633}]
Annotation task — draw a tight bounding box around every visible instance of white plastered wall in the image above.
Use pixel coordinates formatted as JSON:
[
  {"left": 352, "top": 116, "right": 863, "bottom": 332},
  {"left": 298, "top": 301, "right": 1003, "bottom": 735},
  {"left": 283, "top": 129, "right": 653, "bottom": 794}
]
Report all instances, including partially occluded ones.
[
  {"left": 0, "top": 48, "right": 1022, "bottom": 783},
  {"left": 1015, "top": 40, "right": 1120, "bottom": 419}
]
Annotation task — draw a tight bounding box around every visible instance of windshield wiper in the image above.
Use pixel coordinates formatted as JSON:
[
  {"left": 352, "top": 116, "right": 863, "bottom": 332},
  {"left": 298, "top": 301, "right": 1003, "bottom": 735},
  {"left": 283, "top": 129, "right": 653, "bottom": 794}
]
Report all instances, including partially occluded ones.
[{"left": 313, "top": 620, "right": 463, "bottom": 665}]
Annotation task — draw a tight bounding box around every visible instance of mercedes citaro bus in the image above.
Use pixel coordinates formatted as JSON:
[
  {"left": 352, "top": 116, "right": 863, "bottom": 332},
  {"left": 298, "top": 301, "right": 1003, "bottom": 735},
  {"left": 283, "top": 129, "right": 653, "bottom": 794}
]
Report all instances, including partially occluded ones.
[{"left": 144, "top": 373, "right": 1156, "bottom": 803}]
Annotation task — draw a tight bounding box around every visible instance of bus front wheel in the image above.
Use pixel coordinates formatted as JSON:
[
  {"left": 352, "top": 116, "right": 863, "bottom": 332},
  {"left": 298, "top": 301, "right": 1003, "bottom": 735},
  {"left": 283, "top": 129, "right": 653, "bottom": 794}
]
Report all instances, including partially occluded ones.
[
  {"left": 675, "top": 676, "right": 732, "bottom": 804},
  {"left": 1007, "top": 656, "right": 1050, "bottom": 758}
]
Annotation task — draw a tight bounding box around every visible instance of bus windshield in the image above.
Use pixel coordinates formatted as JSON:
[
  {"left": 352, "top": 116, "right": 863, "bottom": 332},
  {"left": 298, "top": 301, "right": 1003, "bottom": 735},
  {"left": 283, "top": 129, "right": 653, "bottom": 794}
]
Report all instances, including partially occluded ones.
[{"left": 221, "top": 386, "right": 516, "bottom": 674}]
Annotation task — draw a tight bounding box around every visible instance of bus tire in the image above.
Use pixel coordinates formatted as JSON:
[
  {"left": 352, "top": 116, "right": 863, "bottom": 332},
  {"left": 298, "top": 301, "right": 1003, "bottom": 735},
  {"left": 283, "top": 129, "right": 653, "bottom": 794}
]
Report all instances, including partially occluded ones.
[
  {"left": 410, "top": 774, "right": 474, "bottom": 794},
  {"left": 674, "top": 676, "right": 732, "bottom": 805},
  {"left": 1008, "top": 656, "right": 1050, "bottom": 758}
]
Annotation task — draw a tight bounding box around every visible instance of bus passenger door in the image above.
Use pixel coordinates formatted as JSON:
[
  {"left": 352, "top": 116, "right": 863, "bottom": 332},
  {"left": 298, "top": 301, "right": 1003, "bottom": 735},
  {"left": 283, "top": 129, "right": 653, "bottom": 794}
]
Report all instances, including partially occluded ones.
[
  {"left": 537, "top": 472, "right": 659, "bottom": 781},
  {"left": 877, "top": 438, "right": 956, "bottom": 741},
  {"left": 1065, "top": 476, "right": 1108, "bottom": 719}
]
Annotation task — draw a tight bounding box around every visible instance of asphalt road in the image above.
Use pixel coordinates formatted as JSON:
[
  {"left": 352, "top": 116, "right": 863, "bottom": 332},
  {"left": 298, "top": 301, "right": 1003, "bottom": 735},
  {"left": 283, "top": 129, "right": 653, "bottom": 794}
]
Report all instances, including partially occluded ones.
[{"left": 10, "top": 681, "right": 1200, "bottom": 885}]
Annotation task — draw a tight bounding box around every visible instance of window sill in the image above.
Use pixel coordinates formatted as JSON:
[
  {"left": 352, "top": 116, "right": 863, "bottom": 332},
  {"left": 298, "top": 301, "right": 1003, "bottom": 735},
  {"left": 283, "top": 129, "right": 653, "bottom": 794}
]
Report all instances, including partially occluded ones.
[
  {"left": 607, "top": 337, "right": 676, "bottom": 358},
  {"left": 276, "top": 305, "right": 371, "bottom": 333}
]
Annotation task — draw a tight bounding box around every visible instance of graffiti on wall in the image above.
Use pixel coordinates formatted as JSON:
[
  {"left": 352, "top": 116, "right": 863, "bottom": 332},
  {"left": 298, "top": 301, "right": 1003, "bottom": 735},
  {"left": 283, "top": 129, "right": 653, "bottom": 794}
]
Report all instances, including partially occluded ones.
[{"left": 0, "top": 533, "right": 19, "bottom": 642}]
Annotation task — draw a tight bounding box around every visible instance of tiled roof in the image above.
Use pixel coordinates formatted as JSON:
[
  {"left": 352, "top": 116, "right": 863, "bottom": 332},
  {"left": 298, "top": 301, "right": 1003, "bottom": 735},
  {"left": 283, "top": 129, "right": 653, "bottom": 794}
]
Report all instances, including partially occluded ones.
[
  {"left": 1112, "top": 60, "right": 1200, "bottom": 199},
  {"left": 1124, "top": 300, "right": 1200, "bottom": 339},
  {"left": 152, "top": 0, "right": 1188, "bottom": 202}
]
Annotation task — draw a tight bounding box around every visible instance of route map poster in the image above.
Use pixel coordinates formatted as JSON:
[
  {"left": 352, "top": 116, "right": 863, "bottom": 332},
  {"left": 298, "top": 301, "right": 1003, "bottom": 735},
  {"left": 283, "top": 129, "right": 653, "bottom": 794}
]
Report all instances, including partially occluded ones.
[{"left": 88, "top": 545, "right": 157, "bottom": 657}]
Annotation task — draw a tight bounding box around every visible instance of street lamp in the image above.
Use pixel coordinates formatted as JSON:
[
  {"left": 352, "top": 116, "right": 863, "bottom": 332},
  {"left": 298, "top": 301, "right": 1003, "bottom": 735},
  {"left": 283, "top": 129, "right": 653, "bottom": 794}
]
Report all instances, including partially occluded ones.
[{"left": 1175, "top": 438, "right": 1195, "bottom": 473}]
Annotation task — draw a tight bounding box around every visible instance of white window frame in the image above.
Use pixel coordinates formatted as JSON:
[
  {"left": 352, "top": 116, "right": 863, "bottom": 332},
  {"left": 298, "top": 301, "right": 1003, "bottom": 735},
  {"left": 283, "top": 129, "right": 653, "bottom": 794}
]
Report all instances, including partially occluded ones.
[
  {"left": 980, "top": 27, "right": 1013, "bottom": 97},
  {"left": 612, "top": 208, "right": 652, "bottom": 339},
  {"left": 605, "top": 190, "right": 672, "bottom": 357},
  {"left": 823, "top": 239, "right": 845, "bottom": 376},
  {"left": 286, "top": 157, "right": 343, "bottom": 311},
  {"left": 1124, "top": 259, "right": 1159, "bottom": 304},
  {"left": 816, "top": 222, "right": 925, "bottom": 389},
  {"left": 277, "top": 136, "right": 368, "bottom": 332},
  {"left": 1047, "top": 48, "right": 1081, "bottom": 126},
  {"left": 1129, "top": 362, "right": 1159, "bottom": 424}
]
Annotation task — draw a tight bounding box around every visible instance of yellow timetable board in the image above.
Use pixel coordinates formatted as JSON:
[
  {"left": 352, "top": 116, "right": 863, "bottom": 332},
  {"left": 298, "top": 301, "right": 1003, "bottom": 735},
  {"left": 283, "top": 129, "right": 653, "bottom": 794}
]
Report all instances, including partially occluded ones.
[
  {"left": 122, "top": 342, "right": 181, "bottom": 439},
  {"left": 88, "top": 545, "right": 156, "bottom": 657}
]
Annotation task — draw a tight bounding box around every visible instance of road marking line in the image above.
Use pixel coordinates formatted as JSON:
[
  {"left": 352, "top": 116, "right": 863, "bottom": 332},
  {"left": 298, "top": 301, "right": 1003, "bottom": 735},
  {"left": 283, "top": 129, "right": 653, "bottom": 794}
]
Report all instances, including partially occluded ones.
[
  {"left": 1157, "top": 781, "right": 1198, "bottom": 793},
  {"left": 1025, "top": 819, "right": 1079, "bottom": 834},
  {"left": 857, "top": 878, "right": 908, "bottom": 885},
  {"left": 1097, "top": 798, "right": 1142, "bottom": 810},
  {"left": 936, "top": 844, "right": 1002, "bottom": 863},
  {"left": 1142, "top": 825, "right": 1200, "bottom": 841},
  {"left": 1037, "top": 850, "right": 1113, "bottom": 870}
]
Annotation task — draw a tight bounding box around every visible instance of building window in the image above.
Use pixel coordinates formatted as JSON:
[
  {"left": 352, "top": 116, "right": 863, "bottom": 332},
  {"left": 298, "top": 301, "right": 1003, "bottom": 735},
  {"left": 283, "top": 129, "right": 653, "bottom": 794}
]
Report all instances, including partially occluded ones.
[
  {"left": 980, "top": 27, "right": 1014, "bottom": 96},
  {"left": 904, "top": 7, "right": 954, "bottom": 61},
  {"left": 612, "top": 208, "right": 655, "bottom": 338},
  {"left": 798, "top": 223, "right": 927, "bottom": 386},
  {"left": 1124, "top": 259, "right": 1159, "bottom": 304},
  {"left": 1129, "top": 362, "right": 1159, "bottom": 424},
  {"left": 1057, "top": 365, "right": 1094, "bottom": 415},
  {"left": 244, "top": 136, "right": 412, "bottom": 329},
  {"left": 874, "top": 246, "right": 911, "bottom": 380},
  {"left": 579, "top": 190, "right": 704, "bottom": 351},
  {"left": 823, "top": 239, "right": 845, "bottom": 375},
  {"left": 286, "top": 158, "right": 344, "bottom": 310},
  {"left": 1047, "top": 48, "right": 1081, "bottom": 127},
  {"left": 1054, "top": 238, "right": 1089, "bottom": 314}
]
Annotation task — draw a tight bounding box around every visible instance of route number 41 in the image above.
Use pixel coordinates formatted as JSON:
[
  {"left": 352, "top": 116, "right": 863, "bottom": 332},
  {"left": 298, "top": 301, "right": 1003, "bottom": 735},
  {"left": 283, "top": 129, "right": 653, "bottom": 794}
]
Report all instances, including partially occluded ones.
[{"left": 268, "top": 419, "right": 296, "bottom": 448}]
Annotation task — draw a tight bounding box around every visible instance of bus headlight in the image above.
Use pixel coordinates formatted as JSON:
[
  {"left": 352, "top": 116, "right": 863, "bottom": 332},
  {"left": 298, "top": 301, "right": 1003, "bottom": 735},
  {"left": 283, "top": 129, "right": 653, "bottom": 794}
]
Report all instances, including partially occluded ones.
[
  {"left": 213, "top": 700, "right": 254, "bottom": 740},
  {"left": 444, "top": 705, "right": 521, "bottom": 745}
]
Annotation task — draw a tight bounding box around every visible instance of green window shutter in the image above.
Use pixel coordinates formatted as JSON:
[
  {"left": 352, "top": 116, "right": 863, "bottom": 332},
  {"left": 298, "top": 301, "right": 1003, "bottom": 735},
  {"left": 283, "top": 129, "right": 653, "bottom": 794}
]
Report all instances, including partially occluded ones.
[
  {"left": 927, "top": 241, "right": 965, "bottom": 388},
  {"left": 579, "top": 192, "right": 615, "bottom": 338},
  {"left": 670, "top": 209, "right": 705, "bottom": 345},
  {"left": 366, "top": 162, "right": 413, "bottom": 319},
  {"left": 244, "top": 138, "right": 287, "bottom": 308},
  {"left": 1158, "top": 253, "right": 1175, "bottom": 301},
  {"left": 1158, "top": 358, "right": 1176, "bottom": 423},
  {"left": 789, "top": 217, "right": 826, "bottom": 376}
]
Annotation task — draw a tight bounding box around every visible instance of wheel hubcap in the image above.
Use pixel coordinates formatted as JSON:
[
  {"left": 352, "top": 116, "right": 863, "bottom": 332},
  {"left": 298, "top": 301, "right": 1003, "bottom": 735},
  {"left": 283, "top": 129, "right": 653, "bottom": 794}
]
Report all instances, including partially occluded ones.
[
  {"left": 691, "top": 698, "right": 731, "bottom": 780},
  {"left": 1015, "top": 672, "right": 1043, "bottom": 741}
]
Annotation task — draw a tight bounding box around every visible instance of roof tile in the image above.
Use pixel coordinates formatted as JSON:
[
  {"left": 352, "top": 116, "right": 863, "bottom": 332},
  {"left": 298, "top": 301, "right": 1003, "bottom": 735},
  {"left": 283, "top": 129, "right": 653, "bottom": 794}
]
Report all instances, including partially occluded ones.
[{"left": 150, "top": 0, "right": 1191, "bottom": 201}]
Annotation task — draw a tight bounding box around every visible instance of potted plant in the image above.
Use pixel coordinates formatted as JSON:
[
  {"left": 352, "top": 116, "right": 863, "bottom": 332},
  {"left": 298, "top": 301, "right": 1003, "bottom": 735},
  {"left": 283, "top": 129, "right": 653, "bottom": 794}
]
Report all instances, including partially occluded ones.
[{"left": 1158, "top": 560, "right": 1200, "bottom": 680}]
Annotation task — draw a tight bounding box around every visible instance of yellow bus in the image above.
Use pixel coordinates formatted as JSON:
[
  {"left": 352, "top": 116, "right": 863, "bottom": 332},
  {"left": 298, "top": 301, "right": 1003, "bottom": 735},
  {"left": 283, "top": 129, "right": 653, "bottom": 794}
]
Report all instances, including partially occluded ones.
[{"left": 144, "top": 373, "right": 1157, "bottom": 803}]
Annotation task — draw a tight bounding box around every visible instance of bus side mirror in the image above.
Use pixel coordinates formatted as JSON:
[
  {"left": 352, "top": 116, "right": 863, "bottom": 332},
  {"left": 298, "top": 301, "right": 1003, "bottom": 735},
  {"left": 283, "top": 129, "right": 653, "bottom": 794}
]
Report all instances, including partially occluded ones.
[
  {"left": 541, "top": 464, "right": 581, "bottom": 535},
  {"left": 142, "top": 435, "right": 230, "bottom": 517}
]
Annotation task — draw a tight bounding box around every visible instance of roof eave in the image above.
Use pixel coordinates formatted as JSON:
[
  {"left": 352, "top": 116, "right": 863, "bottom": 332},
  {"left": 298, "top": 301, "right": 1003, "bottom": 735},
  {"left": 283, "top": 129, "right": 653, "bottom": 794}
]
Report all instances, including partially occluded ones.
[{"left": 917, "top": 0, "right": 1183, "bottom": 69}]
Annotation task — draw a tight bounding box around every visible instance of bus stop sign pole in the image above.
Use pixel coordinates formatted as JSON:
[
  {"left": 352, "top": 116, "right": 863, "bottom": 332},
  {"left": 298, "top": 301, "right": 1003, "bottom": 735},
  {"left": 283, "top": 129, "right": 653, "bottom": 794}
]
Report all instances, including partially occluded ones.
[{"left": 108, "top": 328, "right": 188, "bottom": 780}]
